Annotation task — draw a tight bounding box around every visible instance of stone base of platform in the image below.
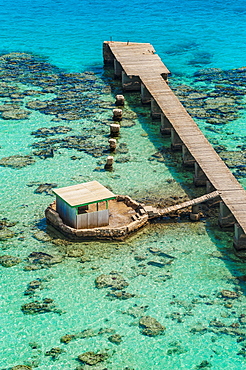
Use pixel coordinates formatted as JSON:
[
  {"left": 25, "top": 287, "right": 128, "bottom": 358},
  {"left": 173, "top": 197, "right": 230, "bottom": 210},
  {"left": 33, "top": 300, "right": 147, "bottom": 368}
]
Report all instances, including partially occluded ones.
[{"left": 45, "top": 195, "right": 148, "bottom": 241}]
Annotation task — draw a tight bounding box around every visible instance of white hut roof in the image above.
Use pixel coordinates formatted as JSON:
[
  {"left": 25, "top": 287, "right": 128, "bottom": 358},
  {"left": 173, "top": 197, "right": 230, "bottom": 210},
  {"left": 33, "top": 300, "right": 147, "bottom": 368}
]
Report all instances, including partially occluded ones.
[{"left": 53, "top": 181, "right": 116, "bottom": 207}]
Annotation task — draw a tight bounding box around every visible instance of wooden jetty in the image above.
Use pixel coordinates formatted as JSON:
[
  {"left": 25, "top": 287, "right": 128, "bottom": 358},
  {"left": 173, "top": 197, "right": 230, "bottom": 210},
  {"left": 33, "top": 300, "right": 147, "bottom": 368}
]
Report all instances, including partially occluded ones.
[
  {"left": 144, "top": 190, "right": 220, "bottom": 219},
  {"left": 103, "top": 41, "right": 246, "bottom": 251}
]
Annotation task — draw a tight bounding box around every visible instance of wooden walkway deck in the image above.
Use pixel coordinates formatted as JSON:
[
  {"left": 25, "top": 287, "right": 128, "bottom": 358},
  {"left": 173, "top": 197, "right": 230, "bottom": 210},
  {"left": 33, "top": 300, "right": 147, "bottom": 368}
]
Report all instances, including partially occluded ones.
[
  {"left": 144, "top": 191, "right": 220, "bottom": 218},
  {"left": 104, "top": 41, "right": 246, "bottom": 237}
]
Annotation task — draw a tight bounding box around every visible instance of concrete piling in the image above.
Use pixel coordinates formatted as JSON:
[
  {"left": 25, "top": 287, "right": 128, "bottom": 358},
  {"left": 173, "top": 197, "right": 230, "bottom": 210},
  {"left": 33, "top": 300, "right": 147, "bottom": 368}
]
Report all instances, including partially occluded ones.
[
  {"left": 219, "top": 202, "right": 235, "bottom": 228},
  {"left": 190, "top": 204, "right": 200, "bottom": 221},
  {"left": 171, "top": 128, "right": 182, "bottom": 151},
  {"left": 234, "top": 224, "right": 246, "bottom": 251},
  {"left": 108, "top": 138, "right": 117, "bottom": 151},
  {"left": 110, "top": 123, "right": 120, "bottom": 137},
  {"left": 115, "top": 94, "right": 125, "bottom": 106},
  {"left": 194, "top": 163, "right": 208, "bottom": 186},
  {"left": 182, "top": 145, "right": 195, "bottom": 166},
  {"left": 104, "top": 156, "right": 114, "bottom": 170},
  {"left": 160, "top": 113, "right": 172, "bottom": 135},
  {"left": 141, "top": 83, "right": 152, "bottom": 104},
  {"left": 122, "top": 71, "right": 141, "bottom": 91},
  {"left": 113, "top": 108, "right": 122, "bottom": 121},
  {"left": 151, "top": 98, "right": 162, "bottom": 119}
]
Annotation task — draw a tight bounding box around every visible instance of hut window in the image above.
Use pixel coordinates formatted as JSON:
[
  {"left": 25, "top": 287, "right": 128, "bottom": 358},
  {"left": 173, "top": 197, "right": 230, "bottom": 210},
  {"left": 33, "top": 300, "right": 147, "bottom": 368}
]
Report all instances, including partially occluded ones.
[{"left": 78, "top": 205, "right": 89, "bottom": 214}]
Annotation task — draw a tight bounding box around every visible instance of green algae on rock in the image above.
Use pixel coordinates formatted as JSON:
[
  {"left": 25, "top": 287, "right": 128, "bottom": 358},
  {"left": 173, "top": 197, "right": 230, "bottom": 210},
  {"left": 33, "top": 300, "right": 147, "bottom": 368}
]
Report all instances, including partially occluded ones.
[
  {"left": 139, "top": 316, "right": 166, "bottom": 336},
  {"left": 0, "top": 155, "right": 35, "bottom": 169},
  {"left": 0, "top": 255, "right": 21, "bottom": 267},
  {"left": 77, "top": 351, "right": 109, "bottom": 365},
  {"left": 95, "top": 271, "right": 129, "bottom": 290},
  {"left": 21, "top": 298, "right": 62, "bottom": 315}
]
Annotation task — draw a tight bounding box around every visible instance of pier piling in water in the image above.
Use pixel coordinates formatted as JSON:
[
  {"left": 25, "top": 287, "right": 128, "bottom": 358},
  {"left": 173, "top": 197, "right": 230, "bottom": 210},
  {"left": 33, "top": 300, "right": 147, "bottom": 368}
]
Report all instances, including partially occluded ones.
[
  {"left": 160, "top": 113, "right": 172, "bottom": 135},
  {"left": 115, "top": 94, "right": 125, "bottom": 106},
  {"left": 112, "top": 108, "right": 122, "bottom": 121},
  {"left": 108, "top": 138, "right": 117, "bottom": 151},
  {"left": 110, "top": 123, "right": 120, "bottom": 137},
  {"left": 105, "top": 156, "right": 114, "bottom": 170}
]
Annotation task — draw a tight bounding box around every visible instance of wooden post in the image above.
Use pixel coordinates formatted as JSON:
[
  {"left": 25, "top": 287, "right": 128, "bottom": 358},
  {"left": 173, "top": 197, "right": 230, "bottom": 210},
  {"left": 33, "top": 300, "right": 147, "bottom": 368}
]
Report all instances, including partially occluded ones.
[
  {"left": 171, "top": 128, "right": 182, "bottom": 151},
  {"left": 141, "top": 83, "right": 152, "bottom": 104},
  {"left": 194, "top": 162, "right": 208, "bottom": 186},
  {"left": 122, "top": 71, "right": 141, "bottom": 91},
  {"left": 218, "top": 201, "right": 235, "bottom": 228}
]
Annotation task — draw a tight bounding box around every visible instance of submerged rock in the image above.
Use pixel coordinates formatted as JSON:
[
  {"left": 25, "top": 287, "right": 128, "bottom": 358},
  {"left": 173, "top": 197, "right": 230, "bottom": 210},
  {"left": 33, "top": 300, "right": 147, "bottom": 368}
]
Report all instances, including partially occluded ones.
[
  {"left": 0, "top": 255, "right": 21, "bottom": 267},
  {"left": 21, "top": 298, "right": 61, "bottom": 315},
  {"left": 122, "top": 305, "right": 148, "bottom": 318},
  {"left": 31, "top": 125, "right": 72, "bottom": 137},
  {"left": 95, "top": 271, "right": 129, "bottom": 290},
  {"left": 195, "top": 360, "right": 212, "bottom": 369},
  {"left": 1, "top": 108, "right": 30, "bottom": 120},
  {"left": 60, "top": 334, "right": 76, "bottom": 344},
  {"left": 108, "top": 334, "right": 122, "bottom": 345},
  {"left": 27, "top": 251, "right": 63, "bottom": 266},
  {"left": 24, "top": 279, "right": 43, "bottom": 296},
  {"left": 45, "top": 347, "right": 65, "bottom": 359},
  {"left": 106, "top": 290, "right": 135, "bottom": 300},
  {"left": 0, "top": 228, "right": 15, "bottom": 240},
  {"left": 139, "top": 316, "right": 166, "bottom": 336},
  {"left": 66, "top": 247, "right": 84, "bottom": 257},
  {"left": 34, "top": 183, "right": 57, "bottom": 194},
  {"left": 76, "top": 329, "right": 97, "bottom": 339},
  {"left": 11, "top": 366, "right": 32, "bottom": 370},
  {"left": 0, "top": 155, "right": 35, "bottom": 169},
  {"left": 220, "top": 290, "right": 239, "bottom": 299},
  {"left": 77, "top": 351, "right": 109, "bottom": 365}
]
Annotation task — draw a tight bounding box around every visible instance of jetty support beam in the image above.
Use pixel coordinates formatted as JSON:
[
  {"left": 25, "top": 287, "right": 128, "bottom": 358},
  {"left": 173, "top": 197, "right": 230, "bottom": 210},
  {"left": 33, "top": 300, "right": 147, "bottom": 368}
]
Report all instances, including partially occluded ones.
[
  {"left": 190, "top": 204, "right": 200, "bottom": 221},
  {"left": 122, "top": 72, "right": 141, "bottom": 91},
  {"left": 114, "top": 59, "right": 123, "bottom": 78},
  {"left": 151, "top": 98, "right": 162, "bottom": 119},
  {"left": 171, "top": 128, "right": 182, "bottom": 151},
  {"left": 160, "top": 113, "right": 172, "bottom": 135},
  {"left": 234, "top": 224, "right": 246, "bottom": 251},
  {"left": 141, "top": 83, "right": 152, "bottom": 104},
  {"left": 103, "top": 42, "right": 114, "bottom": 65},
  {"left": 182, "top": 145, "right": 195, "bottom": 166},
  {"left": 194, "top": 163, "right": 208, "bottom": 186},
  {"left": 219, "top": 202, "right": 235, "bottom": 228}
]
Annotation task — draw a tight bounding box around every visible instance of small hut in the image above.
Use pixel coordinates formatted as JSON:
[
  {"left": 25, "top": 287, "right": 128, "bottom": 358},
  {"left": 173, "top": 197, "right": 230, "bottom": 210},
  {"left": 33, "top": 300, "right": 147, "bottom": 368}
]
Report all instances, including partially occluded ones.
[{"left": 52, "top": 181, "right": 116, "bottom": 229}]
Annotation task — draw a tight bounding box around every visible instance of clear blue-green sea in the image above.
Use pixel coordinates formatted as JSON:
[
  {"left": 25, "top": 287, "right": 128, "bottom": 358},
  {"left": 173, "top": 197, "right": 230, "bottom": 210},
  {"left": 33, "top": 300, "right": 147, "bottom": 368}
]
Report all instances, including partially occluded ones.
[{"left": 1, "top": 0, "right": 246, "bottom": 369}]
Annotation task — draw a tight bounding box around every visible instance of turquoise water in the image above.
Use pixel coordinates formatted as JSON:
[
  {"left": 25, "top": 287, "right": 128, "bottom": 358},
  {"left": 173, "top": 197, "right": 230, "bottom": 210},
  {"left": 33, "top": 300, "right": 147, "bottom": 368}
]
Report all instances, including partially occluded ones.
[{"left": 1, "top": 0, "right": 246, "bottom": 369}]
